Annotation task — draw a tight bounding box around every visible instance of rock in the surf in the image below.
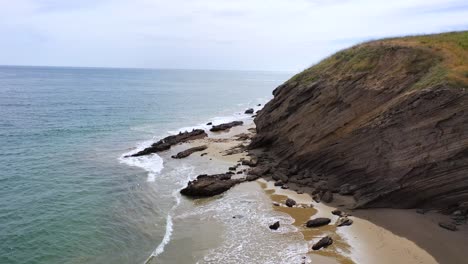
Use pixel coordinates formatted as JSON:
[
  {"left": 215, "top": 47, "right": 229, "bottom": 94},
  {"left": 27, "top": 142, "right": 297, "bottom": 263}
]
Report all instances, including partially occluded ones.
[
  {"left": 127, "top": 129, "right": 207, "bottom": 157},
  {"left": 180, "top": 174, "right": 241, "bottom": 197},
  {"left": 244, "top": 108, "right": 254, "bottom": 114},
  {"left": 269, "top": 221, "right": 280, "bottom": 230}
]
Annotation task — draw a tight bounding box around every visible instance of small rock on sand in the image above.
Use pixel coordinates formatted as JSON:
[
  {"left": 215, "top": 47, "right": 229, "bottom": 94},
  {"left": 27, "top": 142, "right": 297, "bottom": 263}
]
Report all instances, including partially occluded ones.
[
  {"left": 336, "top": 216, "right": 353, "bottom": 227},
  {"left": 312, "top": 236, "right": 333, "bottom": 250},
  {"left": 306, "top": 218, "right": 331, "bottom": 228},
  {"left": 439, "top": 222, "right": 457, "bottom": 231}
]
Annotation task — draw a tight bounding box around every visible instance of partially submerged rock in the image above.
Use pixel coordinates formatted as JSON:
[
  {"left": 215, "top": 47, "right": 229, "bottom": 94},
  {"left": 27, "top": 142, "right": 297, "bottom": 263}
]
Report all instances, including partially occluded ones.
[
  {"left": 306, "top": 217, "right": 331, "bottom": 228},
  {"left": 210, "top": 121, "right": 244, "bottom": 132},
  {"left": 244, "top": 108, "right": 254, "bottom": 114},
  {"left": 128, "top": 129, "right": 207, "bottom": 157},
  {"left": 269, "top": 221, "right": 280, "bottom": 230},
  {"left": 171, "top": 145, "right": 208, "bottom": 159},
  {"left": 180, "top": 174, "right": 241, "bottom": 197},
  {"left": 312, "top": 236, "right": 333, "bottom": 250}
]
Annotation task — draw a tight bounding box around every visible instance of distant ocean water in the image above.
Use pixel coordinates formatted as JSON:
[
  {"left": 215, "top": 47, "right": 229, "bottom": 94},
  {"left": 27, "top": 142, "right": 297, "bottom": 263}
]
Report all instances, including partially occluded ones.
[{"left": 0, "top": 66, "right": 292, "bottom": 264}]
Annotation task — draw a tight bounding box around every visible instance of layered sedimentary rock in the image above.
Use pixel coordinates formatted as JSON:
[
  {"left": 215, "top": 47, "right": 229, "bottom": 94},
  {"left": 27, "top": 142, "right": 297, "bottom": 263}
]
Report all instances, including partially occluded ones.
[{"left": 251, "top": 32, "right": 468, "bottom": 209}]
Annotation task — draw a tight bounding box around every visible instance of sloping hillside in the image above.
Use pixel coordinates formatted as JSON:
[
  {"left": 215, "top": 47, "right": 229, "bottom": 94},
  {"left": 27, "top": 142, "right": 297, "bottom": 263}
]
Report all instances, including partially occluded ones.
[{"left": 251, "top": 31, "right": 468, "bottom": 210}]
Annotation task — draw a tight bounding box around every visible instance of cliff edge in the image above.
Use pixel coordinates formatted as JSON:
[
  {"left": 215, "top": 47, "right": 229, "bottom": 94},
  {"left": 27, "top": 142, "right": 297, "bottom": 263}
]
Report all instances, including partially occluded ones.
[{"left": 251, "top": 31, "right": 468, "bottom": 210}]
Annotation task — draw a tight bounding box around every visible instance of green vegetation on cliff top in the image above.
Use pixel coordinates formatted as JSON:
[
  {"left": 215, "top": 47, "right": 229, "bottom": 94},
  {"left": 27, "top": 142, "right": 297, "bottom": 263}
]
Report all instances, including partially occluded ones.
[{"left": 292, "top": 31, "right": 468, "bottom": 89}]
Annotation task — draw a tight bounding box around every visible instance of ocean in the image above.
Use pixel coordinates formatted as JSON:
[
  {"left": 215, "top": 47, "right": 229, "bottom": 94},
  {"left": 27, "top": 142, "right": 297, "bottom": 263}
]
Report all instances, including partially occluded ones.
[{"left": 0, "top": 66, "right": 295, "bottom": 264}]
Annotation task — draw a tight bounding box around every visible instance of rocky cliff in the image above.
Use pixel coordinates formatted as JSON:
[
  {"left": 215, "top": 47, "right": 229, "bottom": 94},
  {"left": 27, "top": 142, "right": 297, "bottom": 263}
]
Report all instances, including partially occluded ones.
[{"left": 251, "top": 31, "right": 468, "bottom": 210}]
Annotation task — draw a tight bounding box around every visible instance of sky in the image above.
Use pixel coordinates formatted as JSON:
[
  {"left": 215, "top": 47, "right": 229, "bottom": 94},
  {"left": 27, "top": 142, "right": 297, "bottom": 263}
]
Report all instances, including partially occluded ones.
[{"left": 0, "top": 0, "right": 467, "bottom": 71}]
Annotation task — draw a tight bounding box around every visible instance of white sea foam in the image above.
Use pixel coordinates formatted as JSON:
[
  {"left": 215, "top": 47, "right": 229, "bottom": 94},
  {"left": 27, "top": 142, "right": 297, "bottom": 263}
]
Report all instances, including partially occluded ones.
[
  {"left": 119, "top": 140, "right": 164, "bottom": 182},
  {"left": 122, "top": 98, "right": 269, "bottom": 262},
  {"left": 149, "top": 165, "right": 194, "bottom": 259}
]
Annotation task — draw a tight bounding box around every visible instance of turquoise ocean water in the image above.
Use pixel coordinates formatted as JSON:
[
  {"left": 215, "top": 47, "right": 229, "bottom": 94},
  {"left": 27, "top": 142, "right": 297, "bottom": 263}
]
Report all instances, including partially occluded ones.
[{"left": 0, "top": 66, "right": 291, "bottom": 264}]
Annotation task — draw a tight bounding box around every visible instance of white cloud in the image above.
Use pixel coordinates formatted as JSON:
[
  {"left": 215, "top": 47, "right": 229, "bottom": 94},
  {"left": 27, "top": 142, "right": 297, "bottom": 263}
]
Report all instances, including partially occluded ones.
[{"left": 0, "top": 0, "right": 467, "bottom": 71}]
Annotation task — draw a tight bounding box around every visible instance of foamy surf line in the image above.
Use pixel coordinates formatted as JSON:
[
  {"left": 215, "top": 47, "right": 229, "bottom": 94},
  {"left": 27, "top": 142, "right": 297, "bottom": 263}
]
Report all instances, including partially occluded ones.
[
  {"left": 144, "top": 169, "right": 193, "bottom": 264},
  {"left": 119, "top": 140, "right": 164, "bottom": 182},
  {"left": 120, "top": 99, "right": 268, "bottom": 263}
]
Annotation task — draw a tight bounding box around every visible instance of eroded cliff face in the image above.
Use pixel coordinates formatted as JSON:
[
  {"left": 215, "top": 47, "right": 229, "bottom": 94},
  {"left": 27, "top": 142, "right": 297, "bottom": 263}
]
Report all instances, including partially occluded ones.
[{"left": 251, "top": 33, "right": 468, "bottom": 209}]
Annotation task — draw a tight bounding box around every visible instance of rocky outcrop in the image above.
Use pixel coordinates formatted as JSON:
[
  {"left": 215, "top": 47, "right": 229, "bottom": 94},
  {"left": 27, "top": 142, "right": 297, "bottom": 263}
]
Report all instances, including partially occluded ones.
[
  {"left": 128, "top": 129, "right": 207, "bottom": 157},
  {"left": 180, "top": 174, "right": 241, "bottom": 197},
  {"left": 250, "top": 32, "right": 468, "bottom": 210},
  {"left": 210, "top": 121, "right": 243, "bottom": 132},
  {"left": 171, "top": 145, "right": 208, "bottom": 159}
]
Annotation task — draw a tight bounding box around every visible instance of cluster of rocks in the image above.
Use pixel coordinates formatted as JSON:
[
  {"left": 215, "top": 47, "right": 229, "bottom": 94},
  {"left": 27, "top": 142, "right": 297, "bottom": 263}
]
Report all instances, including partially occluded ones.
[
  {"left": 127, "top": 129, "right": 207, "bottom": 157},
  {"left": 267, "top": 196, "right": 354, "bottom": 252}
]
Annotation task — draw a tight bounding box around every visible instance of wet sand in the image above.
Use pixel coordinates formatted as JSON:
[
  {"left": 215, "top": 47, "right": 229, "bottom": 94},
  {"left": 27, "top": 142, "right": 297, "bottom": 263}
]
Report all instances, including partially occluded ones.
[{"left": 258, "top": 180, "right": 438, "bottom": 264}]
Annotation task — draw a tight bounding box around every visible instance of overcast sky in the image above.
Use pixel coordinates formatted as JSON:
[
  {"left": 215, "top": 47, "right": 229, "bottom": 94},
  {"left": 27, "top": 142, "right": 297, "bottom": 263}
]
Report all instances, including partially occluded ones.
[{"left": 0, "top": 0, "right": 467, "bottom": 71}]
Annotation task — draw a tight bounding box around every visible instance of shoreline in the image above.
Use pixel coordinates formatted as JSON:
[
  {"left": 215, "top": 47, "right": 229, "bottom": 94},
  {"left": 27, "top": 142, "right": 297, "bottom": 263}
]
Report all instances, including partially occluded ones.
[{"left": 131, "top": 106, "right": 466, "bottom": 264}]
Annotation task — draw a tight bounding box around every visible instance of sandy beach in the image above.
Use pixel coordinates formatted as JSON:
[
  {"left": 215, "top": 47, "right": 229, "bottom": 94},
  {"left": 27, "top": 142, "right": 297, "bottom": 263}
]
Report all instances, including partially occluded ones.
[{"left": 164, "top": 118, "right": 468, "bottom": 264}]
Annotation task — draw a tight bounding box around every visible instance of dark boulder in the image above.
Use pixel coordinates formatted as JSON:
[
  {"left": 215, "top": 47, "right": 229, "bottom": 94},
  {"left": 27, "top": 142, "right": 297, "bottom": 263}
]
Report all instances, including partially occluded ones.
[
  {"left": 128, "top": 129, "right": 207, "bottom": 157},
  {"left": 285, "top": 198, "right": 296, "bottom": 207},
  {"left": 171, "top": 145, "right": 208, "bottom": 159},
  {"left": 206, "top": 122, "right": 212, "bottom": 125},
  {"left": 306, "top": 217, "right": 331, "bottom": 228},
  {"left": 210, "top": 121, "right": 244, "bottom": 132},
  {"left": 180, "top": 174, "right": 240, "bottom": 197},
  {"left": 312, "top": 236, "right": 333, "bottom": 250},
  {"left": 269, "top": 221, "right": 280, "bottom": 230},
  {"left": 245, "top": 108, "right": 254, "bottom": 114}
]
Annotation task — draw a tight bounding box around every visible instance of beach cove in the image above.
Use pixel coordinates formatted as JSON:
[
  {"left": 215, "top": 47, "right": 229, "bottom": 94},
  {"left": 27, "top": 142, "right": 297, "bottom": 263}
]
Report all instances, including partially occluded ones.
[{"left": 126, "top": 110, "right": 467, "bottom": 263}]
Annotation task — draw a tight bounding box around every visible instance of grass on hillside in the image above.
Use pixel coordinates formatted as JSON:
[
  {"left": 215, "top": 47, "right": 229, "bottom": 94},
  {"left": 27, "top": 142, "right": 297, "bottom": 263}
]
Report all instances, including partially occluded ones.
[{"left": 290, "top": 31, "right": 468, "bottom": 89}]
